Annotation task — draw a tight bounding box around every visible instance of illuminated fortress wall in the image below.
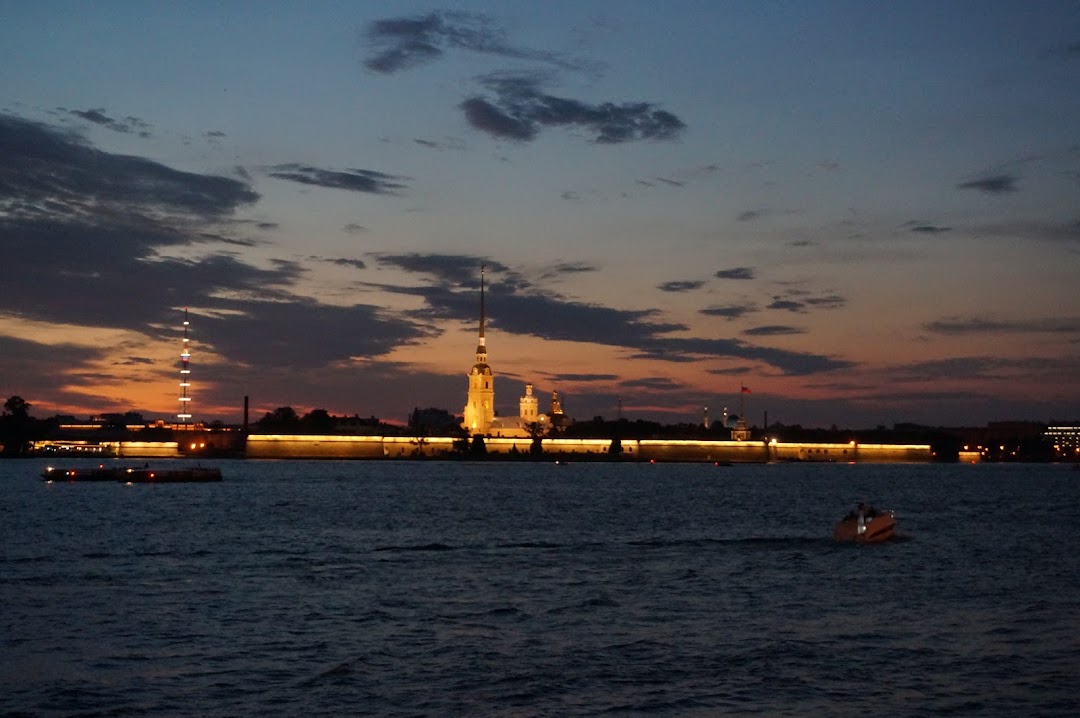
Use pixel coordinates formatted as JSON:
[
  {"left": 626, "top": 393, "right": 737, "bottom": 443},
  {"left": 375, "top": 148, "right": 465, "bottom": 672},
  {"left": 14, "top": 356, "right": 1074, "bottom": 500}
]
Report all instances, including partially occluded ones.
[
  {"left": 245, "top": 435, "right": 932, "bottom": 462},
  {"left": 245, "top": 435, "right": 455, "bottom": 459},
  {"left": 769, "top": 442, "right": 931, "bottom": 463}
]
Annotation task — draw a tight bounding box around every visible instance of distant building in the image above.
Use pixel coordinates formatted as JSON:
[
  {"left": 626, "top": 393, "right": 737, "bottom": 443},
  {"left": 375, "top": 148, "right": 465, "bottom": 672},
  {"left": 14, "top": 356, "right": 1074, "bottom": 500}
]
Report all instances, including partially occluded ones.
[{"left": 1045, "top": 424, "right": 1080, "bottom": 460}]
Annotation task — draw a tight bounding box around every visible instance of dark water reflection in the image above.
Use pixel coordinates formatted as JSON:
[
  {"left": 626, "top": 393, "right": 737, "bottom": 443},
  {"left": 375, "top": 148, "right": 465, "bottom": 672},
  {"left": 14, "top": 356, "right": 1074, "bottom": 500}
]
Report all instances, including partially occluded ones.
[{"left": 2, "top": 460, "right": 1077, "bottom": 716}]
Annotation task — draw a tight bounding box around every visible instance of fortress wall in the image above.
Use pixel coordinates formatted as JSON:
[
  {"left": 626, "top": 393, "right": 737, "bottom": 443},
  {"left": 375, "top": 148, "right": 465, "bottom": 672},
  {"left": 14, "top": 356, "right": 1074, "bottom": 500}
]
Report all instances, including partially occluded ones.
[
  {"left": 849, "top": 443, "right": 933, "bottom": 462},
  {"left": 771, "top": 442, "right": 858, "bottom": 462},
  {"left": 242, "top": 435, "right": 932, "bottom": 462},
  {"left": 503, "top": 438, "right": 615, "bottom": 456},
  {"left": 245, "top": 435, "right": 460, "bottom": 459},
  {"left": 117, "top": 442, "right": 179, "bottom": 458},
  {"left": 637, "top": 440, "right": 769, "bottom": 463},
  {"left": 383, "top": 436, "right": 458, "bottom": 458},
  {"left": 770, "top": 442, "right": 932, "bottom": 462},
  {"left": 246, "top": 434, "right": 386, "bottom": 459}
]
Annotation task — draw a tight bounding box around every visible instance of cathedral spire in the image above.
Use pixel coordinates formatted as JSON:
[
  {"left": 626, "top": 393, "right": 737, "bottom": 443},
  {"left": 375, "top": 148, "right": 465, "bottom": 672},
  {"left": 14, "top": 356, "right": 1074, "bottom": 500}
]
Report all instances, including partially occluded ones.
[{"left": 476, "top": 263, "right": 487, "bottom": 360}]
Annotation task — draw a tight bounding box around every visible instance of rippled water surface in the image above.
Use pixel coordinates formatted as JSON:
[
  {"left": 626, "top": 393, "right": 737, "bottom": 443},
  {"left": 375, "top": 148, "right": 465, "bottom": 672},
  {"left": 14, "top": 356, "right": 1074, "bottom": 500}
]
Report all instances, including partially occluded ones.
[{"left": 2, "top": 459, "right": 1078, "bottom": 716}]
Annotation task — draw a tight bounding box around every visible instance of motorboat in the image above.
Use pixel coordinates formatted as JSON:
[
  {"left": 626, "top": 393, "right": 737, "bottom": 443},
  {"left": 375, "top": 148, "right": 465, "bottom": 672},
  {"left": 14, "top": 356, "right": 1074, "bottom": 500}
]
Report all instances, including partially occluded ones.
[{"left": 834, "top": 503, "right": 895, "bottom": 543}]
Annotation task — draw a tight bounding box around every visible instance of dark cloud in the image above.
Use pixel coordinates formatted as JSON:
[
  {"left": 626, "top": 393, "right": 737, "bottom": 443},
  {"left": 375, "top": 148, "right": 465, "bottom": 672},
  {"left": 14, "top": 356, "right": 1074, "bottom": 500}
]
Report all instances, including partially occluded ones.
[
  {"left": 655, "top": 177, "right": 685, "bottom": 187},
  {"left": 768, "top": 299, "right": 806, "bottom": 313},
  {"left": 413, "top": 137, "right": 466, "bottom": 151},
  {"left": 887, "top": 356, "right": 1075, "bottom": 382},
  {"left": 737, "top": 209, "right": 765, "bottom": 222},
  {"left": 924, "top": 316, "right": 1080, "bottom": 335},
  {"left": 66, "top": 107, "right": 152, "bottom": 136},
  {"left": 343, "top": 223, "right": 368, "bottom": 234},
  {"left": 742, "top": 325, "right": 805, "bottom": 337},
  {"left": 620, "top": 377, "right": 682, "bottom": 391},
  {"left": 628, "top": 337, "right": 853, "bottom": 375},
  {"left": 534, "top": 261, "right": 598, "bottom": 282},
  {"left": 1066, "top": 41, "right": 1080, "bottom": 57},
  {"left": 706, "top": 366, "right": 755, "bottom": 376},
  {"left": 658, "top": 280, "right": 704, "bottom": 293},
  {"left": 715, "top": 267, "right": 755, "bottom": 280},
  {"left": 461, "top": 73, "right": 685, "bottom": 144},
  {"left": 804, "top": 294, "right": 845, "bottom": 309},
  {"left": 266, "top": 163, "right": 407, "bottom": 194},
  {"left": 765, "top": 292, "right": 844, "bottom": 314},
  {"left": 885, "top": 351, "right": 1071, "bottom": 380},
  {"left": 0, "top": 335, "right": 110, "bottom": 406},
  {"left": 700, "top": 304, "right": 756, "bottom": 320},
  {"left": 1, "top": 113, "right": 258, "bottom": 220},
  {"left": 375, "top": 253, "right": 510, "bottom": 289},
  {"left": 0, "top": 113, "right": 268, "bottom": 330},
  {"left": 957, "top": 174, "right": 1018, "bottom": 194},
  {"left": 205, "top": 130, "right": 226, "bottom": 138},
  {"left": 969, "top": 219, "right": 1080, "bottom": 244},
  {"left": 461, "top": 97, "right": 536, "bottom": 141},
  {"left": 373, "top": 252, "right": 852, "bottom": 376},
  {"left": 896, "top": 357, "right": 1008, "bottom": 381},
  {"left": 218, "top": 218, "right": 278, "bottom": 234},
  {"left": 195, "top": 297, "right": 434, "bottom": 372},
  {"left": 561, "top": 190, "right": 582, "bottom": 202},
  {"left": 311, "top": 256, "right": 367, "bottom": 270},
  {"left": 546, "top": 373, "right": 618, "bottom": 382},
  {"left": 117, "top": 356, "right": 155, "bottom": 366},
  {"left": 363, "top": 11, "right": 582, "bottom": 74},
  {"left": 550, "top": 262, "right": 596, "bottom": 274},
  {"left": 909, "top": 224, "right": 952, "bottom": 234}
]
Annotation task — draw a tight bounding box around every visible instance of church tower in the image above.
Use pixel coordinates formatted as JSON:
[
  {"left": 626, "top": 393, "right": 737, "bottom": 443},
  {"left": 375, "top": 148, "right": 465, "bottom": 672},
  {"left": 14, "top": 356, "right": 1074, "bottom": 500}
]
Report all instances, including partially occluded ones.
[
  {"left": 519, "top": 383, "right": 539, "bottom": 422},
  {"left": 462, "top": 265, "right": 495, "bottom": 435}
]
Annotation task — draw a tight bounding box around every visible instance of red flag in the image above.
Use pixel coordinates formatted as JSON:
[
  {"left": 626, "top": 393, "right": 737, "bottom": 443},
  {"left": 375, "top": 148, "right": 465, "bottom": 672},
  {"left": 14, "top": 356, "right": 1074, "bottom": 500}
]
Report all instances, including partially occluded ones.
[{"left": 741, "top": 386, "right": 751, "bottom": 394}]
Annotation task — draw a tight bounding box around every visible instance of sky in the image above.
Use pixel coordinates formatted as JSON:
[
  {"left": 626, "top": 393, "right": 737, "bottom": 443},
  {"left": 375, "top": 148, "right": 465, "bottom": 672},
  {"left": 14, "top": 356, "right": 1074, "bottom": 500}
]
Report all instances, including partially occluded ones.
[{"left": 1, "top": 1, "right": 1078, "bottom": 429}]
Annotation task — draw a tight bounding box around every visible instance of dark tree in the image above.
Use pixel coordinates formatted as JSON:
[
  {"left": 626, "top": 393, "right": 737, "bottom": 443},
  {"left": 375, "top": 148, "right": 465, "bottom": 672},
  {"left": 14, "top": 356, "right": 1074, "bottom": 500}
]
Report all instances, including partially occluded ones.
[
  {"left": 302, "top": 408, "right": 335, "bottom": 433},
  {"left": 255, "top": 406, "right": 301, "bottom": 431},
  {"left": 4, "top": 396, "right": 31, "bottom": 419},
  {"left": 1, "top": 395, "right": 35, "bottom": 456},
  {"left": 526, "top": 421, "right": 545, "bottom": 456}
]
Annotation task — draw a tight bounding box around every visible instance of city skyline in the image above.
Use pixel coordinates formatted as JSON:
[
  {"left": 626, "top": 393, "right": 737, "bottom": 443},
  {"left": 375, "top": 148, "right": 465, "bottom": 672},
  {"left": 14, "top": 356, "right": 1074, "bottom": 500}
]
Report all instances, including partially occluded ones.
[{"left": 2, "top": 2, "right": 1079, "bottom": 428}]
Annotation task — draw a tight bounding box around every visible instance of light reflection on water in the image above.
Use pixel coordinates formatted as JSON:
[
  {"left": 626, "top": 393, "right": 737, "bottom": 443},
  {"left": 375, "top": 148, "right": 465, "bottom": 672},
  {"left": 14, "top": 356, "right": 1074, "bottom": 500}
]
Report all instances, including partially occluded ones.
[{"left": 2, "top": 459, "right": 1078, "bottom": 716}]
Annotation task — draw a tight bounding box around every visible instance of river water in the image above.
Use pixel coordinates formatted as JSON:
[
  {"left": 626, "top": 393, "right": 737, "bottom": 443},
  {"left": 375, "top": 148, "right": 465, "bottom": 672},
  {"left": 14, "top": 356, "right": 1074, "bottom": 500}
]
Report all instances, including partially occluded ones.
[{"left": 2, "top": 459, "right": 1077, "bottom": 716}]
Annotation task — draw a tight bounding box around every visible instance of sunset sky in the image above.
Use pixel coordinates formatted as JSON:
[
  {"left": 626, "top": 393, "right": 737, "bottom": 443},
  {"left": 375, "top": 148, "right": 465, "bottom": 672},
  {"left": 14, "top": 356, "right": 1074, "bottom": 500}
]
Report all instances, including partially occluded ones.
[{"left": 2, "top": 1, "right": 1078, "bottom": 428}]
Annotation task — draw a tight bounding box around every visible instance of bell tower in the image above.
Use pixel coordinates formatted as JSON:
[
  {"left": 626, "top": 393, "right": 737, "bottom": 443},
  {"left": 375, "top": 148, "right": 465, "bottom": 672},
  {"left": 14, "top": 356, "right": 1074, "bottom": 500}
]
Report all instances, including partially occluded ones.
[
  {"left": 519, "top": 383, "right": 539, "bottom": 422},
  {"left": 462, "top": 265, "right": 495, "bottom": 435}
]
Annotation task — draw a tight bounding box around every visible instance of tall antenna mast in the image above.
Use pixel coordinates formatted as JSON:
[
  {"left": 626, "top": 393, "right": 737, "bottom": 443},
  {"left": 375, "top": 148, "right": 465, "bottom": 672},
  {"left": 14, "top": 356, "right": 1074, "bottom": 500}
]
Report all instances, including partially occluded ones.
[{"left": 177, "top": 308, "right": 192, "bottom": 424}]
